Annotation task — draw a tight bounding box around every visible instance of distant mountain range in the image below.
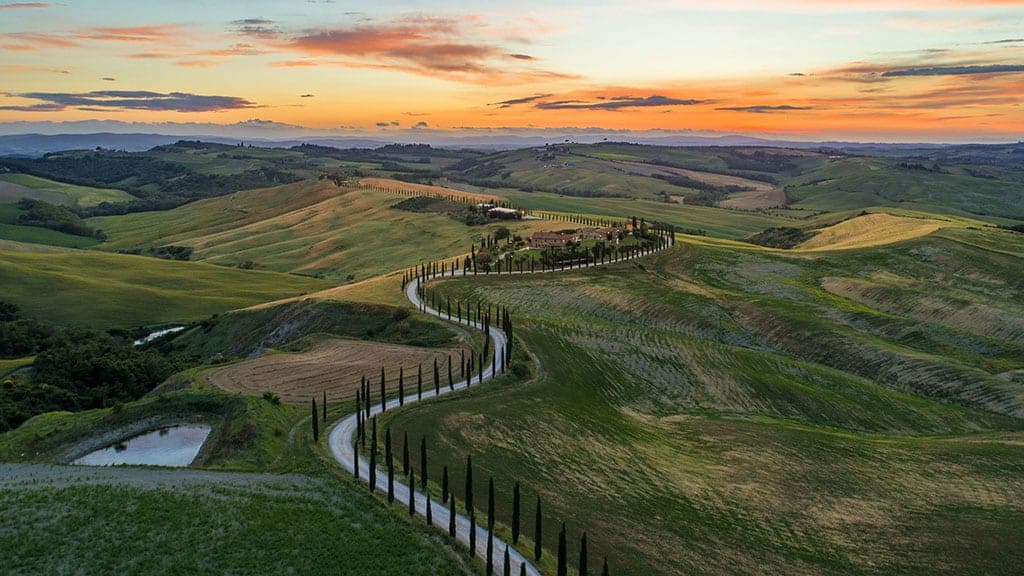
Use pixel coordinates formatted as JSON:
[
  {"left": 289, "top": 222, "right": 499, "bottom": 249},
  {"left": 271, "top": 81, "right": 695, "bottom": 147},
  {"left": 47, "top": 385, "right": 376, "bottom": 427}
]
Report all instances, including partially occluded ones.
[{"left": 0, "top": 120, "right": 1020, "bottom": 158}]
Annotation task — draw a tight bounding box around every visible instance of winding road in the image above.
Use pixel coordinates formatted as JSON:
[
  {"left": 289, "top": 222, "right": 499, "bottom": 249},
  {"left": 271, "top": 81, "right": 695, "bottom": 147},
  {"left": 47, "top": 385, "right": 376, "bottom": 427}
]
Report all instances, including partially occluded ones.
[{"left": 328, "top": 238, "right": 671, "bottom": 576}]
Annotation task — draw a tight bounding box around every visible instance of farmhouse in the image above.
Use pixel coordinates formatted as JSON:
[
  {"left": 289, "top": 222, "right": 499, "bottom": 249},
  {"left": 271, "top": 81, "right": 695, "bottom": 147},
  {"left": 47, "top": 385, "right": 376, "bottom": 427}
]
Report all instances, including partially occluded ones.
[
  {"left": 529, "top": 231, "right": 570, "bottom": 248},
  {"left": 575, "top": 227, "right": 606, "bottom": 241}
]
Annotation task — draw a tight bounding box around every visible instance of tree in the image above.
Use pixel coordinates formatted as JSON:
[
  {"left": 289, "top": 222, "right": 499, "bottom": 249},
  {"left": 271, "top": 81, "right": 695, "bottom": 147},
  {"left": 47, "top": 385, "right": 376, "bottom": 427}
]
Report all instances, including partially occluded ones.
[
  {"left": 402, "top": 431, "right": 410, "bottom": 475},
  {"left": 369, "top": 416, "right": 377, "bottom": 491},
  {"left": 311, "top": 398, "right": 319, "bottom": 441},
  {"left": 602, "top": 557, "right": 610, "bottom": 576},
  {"left": 433, "top": 358, "right": 440, "bottom": 394},
  {"left": 442, "top": 465, "right": 449, "bottom": 502},
  {"left": 417, "top": 364, "right": 423, "bottom": 400},
  {"left": 449, "top": 493, "right": 457, "bottom": 537},
  {"left": 426, "top": 485, "right": 433, "bottom": 525},
  {"left": 487, "top": 525, "right": 495, "bottom": 575},
  {"left": 409, "top": 470, "right": 416, "bottom": 516},
  {"left": 465, "top": 455, "right": 474, "bottom": 516},
  {"left": 420, "top": 437, "right": 428, "bottom": 489},
  {"left": 520, "top": 563, "right": 527, "bottom": 576},
  {"left": 353, "top": 440, "right": 359, "bottom": 479},
  {"left": 398, "top": 367, "right": 405, "bottom": 406},
  {"left": 386, "top": 428, "right": 394, "bottom": 503},
  {"left": 579, "top": 532, "right": 588, "bottom": 576},
  {"left": 380, "top": 366, "right": 386, "bottom": 412},
  {"left": 557, "top": 523, "right": 567, "bottom": 576},
  {"left": 504, "top": 545, "right": 511, "bottom": 576},
  {"left": 512, "top": 481, "right": 521, "bottom": 544},
  {"left": 469, "top": 510, "right": 477, "bottom": 557},
  {"left": 534, "top": 496, "right": 543, "bottom": 561}
]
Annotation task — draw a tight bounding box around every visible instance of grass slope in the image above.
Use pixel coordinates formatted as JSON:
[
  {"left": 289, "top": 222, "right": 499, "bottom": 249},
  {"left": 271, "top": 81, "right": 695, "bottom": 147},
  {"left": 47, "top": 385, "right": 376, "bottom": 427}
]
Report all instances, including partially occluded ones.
[
  {"left": 0, "top": 250, "right": 329, "bottom": 328},
  {"left": 379, "top": 227, "right": 1024, "bottom": 576},
  {"left": 0, "top": 203, "right": 101, "bottom": 248},
  {"left": 0, "top": 172, "right": 132, "bottom": 208},
  {"left": 92, "top": 180, "right": 563, "bottom": 281}
]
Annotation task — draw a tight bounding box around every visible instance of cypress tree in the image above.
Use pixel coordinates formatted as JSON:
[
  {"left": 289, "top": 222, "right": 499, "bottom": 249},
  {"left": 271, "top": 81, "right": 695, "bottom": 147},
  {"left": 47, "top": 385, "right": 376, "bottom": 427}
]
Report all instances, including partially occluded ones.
[
  {"left": 504, "top": 545, "right": 511, "bottom": 576},
  {"left": 380, "top": 366, "right": 386, "bottom": 412},
  {"left": 488, "top": 477, "right": 495, "bottom": 529},
  {"left": 460, "top": 349, "right": 465, "bottom": 379},
  {"left": 579, "top": 532, "right": 588, "bottom": 576},
  {"left": 487, "top": 525, "right": 494, "bottom": 575},
  {"left": 369, "top": 417, "right": 377, "bottom": 491},
  {"left": 311, "top": 398, "right": 319, "bottom": 441},
  {"left": 602, "top": 557, "right": 609, "bottom": 576},
  {"left": 442, "top": 465, "right": 449, "bottom": 502},
  {"left": 512, "top": 481, "right": 521, "bottom": 544},
  {"left": 417, "top": 363, "right": 423, "bottom": 400},
  {"left": 402, "top": 431, "right": 410, "bottom": 475},
  {"left": 534, "top": 496, "right": 542, "bottom": 561},
  {"left": 433, "top": 358, "right": 440, "bottom": 394},
  {"left": 469, "top": 510, "right": 477, "bottom": 557},
  {"left": 557, "top": 523, "right": 567, "bottom": 576},
  {"left": 409, "top": 470, "right": 416, "bottom": 516},
  {"left": 420, "top": 437, "right": 428, "bottom": 489},
  {"left": 465, "top": 455, "right": 474, "bottom": 516},
  {"left": 449, "top": 493, "right": 457, "bottom": 538},
  {"left": 520, "top": 564, "right": 526, "bottom": 576},
  {"left": 353, "top": 440, "right": 359, "bottom": 479},
  {"left": 364, "top": 377, "right": 370, "bottom": 418},
  {"left": 398, "top": 367, "right": 405, "bottom": 406},
  {"left": 386, "top": 428, "right": 394, "bottom": 503},
  {"left": 426, "top": 486, "right": 433, "bottom": 525}
]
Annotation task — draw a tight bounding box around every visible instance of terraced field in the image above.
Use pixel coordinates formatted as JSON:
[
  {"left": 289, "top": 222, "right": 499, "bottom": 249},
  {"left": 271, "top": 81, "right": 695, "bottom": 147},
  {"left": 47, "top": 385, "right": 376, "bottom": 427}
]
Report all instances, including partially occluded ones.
[
  {"left": 797, "top": 212, "right": 954, "bottom": 251},
  {"left": 379, "top": 225, "right": 1024, "bottom": 576},
  {"left": 205, "top": 338, "right": 469, "bottom": 403}
]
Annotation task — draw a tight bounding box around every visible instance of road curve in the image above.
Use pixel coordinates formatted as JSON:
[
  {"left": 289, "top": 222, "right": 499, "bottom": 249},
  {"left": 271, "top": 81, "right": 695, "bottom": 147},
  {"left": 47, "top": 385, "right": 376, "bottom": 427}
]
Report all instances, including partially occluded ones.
[{"left": 328, "top": 240, "right": 670, "bottom": 575}]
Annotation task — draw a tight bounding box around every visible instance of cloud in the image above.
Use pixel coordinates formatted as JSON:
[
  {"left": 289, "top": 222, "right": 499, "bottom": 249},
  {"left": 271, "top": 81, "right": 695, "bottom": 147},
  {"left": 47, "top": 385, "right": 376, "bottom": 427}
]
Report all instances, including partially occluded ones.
[
  {"left": 534, "top": 95, "right": 706, "bottom": 110},
  {"left": 375, "top": 120, "right": 401, "bottom": 127},
  {"left": 232, "top": 18, "right": 281, "bottom": 39},
  {"left": 101, "top": 77, "right": 116, "bottom": 82},
  {"left": 492, "top": 93, "right": 553, "bottom": 108},
  {"left": 881, "top": 64, "right": 1024, "bottom": 77},
  {"left": 412, "top": 121, "right": 429, "bottom": 128},
  {"left": 0, "top": 90, "right": 259, "bottom": 112},
  {"left": 76, "top": 25, "right": 185, "bottom": 43},
  {"left": 300, "top": 93, "right": 315, "bottom": 98},
  {"left": 717, "top": 105, "right": 814, "bottom": 113},
  {"left": 275, "top": 15, "right": 575, "bottom": 84},
  {"left": 983, "top": 38, "right": 1024, "bottom": 45},
  {"left": 0, "top": 2, "right": 48, "bottom": 9},
  {"left": 0, "top": 64, "right": 69, "bottom": 74}
]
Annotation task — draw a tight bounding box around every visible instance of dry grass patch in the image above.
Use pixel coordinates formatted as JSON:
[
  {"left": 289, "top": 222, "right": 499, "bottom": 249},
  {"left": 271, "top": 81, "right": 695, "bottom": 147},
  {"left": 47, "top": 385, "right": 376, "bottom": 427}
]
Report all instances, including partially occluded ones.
[
  {"left": 797, "top": 213, "right": 952, "bottom": 251},
  {"left": 204, "top": 338, "right": 463, "bottom": 403}
]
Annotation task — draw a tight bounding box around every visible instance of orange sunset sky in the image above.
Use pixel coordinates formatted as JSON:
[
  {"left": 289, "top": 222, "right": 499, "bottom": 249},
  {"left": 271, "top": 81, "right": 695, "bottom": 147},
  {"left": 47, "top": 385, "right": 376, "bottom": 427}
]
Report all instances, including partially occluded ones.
[{"left": 1, "top": 0, "right": 1022, "bottom": 142}]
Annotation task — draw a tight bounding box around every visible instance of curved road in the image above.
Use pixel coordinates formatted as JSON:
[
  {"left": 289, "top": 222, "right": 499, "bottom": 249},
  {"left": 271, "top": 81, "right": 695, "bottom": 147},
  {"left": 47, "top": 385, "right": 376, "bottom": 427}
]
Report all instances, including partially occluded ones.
[{"left": 328, "top": 240, "right": 670, "bottom": 575}]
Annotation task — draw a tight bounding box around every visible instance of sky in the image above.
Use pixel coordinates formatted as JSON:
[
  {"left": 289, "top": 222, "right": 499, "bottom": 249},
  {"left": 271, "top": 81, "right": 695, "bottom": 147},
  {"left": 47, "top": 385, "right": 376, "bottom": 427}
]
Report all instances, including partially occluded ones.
[{"left": 1, "top": 0, "right": 1022, "bottom": 142}]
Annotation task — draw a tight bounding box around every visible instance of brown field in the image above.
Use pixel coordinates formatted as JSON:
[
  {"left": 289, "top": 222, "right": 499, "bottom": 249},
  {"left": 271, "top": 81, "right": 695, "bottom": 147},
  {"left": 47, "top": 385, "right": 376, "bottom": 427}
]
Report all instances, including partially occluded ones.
[
  {"left": 203, "top": 338, "right": 466, "bottom": 403},
  {"left": 615, "top": 160, "right": 784, "bottom": 209},
  {"left": 360, "top": 177, "right": 504, "bottom": 203}
]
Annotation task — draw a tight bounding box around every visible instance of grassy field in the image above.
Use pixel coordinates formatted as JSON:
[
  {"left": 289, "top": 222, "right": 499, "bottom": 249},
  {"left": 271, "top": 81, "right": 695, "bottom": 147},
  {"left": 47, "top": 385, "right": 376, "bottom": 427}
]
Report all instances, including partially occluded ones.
[
  {"left": 0, "top": 357, "right": 33, "bottom": 377},
  {"left": 0, "top": 387, "right": 474, "bottom": 575},
  {"left": 91, "top": 180, "right": 564, "bottom": 281},
  {"left": 502, "top": 190, "right": 792, "bottom": 239},
  {"left": 0, "top": 202, "right": 101, "bottom": 248},
  {"left": 377, "top": 225, "right": 1024, "bottom": 576},
  {"left": 0, "top": 250, "right": 329, "bottom": 328},
  {"left": 785, "top": 156, "right": 1024, "bottom": 223},
  {"left": 0, "top": 172, "right": 133, "bottom": 207}
]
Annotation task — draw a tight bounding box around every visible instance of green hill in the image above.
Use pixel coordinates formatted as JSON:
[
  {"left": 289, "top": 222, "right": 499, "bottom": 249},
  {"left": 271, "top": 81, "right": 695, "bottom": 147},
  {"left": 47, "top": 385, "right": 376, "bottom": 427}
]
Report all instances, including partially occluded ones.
[
  {"left": 381, "top": 224, "right": 1024, "bottom": 576},
  {"left": 0, "top": 250, "right": 329, "bottom": 328}
]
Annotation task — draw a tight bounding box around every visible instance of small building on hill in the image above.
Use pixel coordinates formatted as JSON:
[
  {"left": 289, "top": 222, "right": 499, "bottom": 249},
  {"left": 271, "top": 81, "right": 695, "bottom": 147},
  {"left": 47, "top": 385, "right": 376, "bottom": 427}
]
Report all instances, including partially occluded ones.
[{"left": 530, "top": 231, "right": 570, "bottom": 248}]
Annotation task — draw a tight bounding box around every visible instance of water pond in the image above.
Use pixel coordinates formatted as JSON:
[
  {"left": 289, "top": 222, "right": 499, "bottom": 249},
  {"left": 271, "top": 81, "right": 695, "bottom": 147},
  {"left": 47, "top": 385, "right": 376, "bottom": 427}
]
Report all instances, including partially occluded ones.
[{"left": 72, "top": 424, "right": 211, "bottom": 467}]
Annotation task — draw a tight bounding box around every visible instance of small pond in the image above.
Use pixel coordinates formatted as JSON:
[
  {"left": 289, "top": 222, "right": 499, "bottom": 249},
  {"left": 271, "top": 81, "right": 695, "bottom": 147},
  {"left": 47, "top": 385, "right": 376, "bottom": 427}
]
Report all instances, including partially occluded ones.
[{"left": 72, "top": 424, "right": 212, "bottom": 467}]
